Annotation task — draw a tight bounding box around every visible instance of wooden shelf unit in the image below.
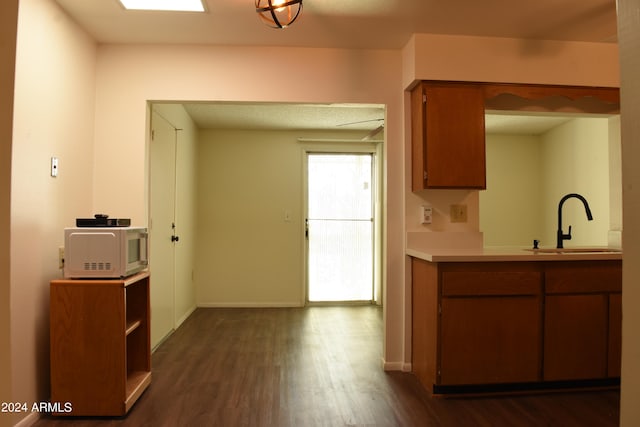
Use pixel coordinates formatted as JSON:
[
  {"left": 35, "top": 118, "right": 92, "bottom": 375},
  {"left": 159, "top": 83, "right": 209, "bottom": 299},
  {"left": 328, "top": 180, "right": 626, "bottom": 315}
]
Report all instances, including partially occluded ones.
[{"left": 50, "top": 272, "right": 151, "bottom": 416}]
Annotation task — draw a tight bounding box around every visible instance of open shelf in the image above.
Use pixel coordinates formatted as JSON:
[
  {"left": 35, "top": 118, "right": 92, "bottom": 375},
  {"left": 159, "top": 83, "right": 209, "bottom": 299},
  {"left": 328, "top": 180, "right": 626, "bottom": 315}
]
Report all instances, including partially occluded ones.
[
  {"left": 125, "top": 371, "right": 152, "bottom": 412},
  {"left": 125, "top": 319, "right": 141, "bottom": 336}
]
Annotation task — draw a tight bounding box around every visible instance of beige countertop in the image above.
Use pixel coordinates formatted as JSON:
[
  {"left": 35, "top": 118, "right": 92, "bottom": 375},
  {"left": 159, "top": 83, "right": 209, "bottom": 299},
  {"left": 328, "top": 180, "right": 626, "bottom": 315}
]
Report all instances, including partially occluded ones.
[{"left": 406, "top": 246, "right": 622, "bottom": 262}]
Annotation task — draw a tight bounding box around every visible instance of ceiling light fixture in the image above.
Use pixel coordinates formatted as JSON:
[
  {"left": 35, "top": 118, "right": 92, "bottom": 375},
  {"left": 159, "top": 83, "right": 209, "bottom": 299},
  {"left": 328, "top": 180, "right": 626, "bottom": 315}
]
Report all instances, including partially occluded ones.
[
  {"left": 255, "top": 0, "right": 303, "bottom": 29},
  {"left": 118, "top": 0, "right": 205, "bottom": 12}
]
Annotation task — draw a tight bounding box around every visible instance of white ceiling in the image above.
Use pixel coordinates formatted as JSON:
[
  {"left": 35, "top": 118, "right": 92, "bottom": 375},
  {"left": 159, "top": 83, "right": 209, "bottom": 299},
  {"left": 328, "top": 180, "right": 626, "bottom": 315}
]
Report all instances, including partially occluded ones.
[
  {"left": 485, "top": 113, "right": 573, "bottom": 135},
  {"left": 54, "top": 0, "right": 618, "bottom": 49},
  {"left": 54, "top": 0, "right": 618, "bottom": 134}
]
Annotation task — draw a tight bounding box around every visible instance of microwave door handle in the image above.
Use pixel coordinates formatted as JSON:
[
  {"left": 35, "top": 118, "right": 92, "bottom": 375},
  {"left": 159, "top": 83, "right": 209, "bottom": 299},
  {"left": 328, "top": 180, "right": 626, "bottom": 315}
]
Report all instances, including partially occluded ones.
[{"left": 140, "top": 232, "right": 149, "bottom": 265}]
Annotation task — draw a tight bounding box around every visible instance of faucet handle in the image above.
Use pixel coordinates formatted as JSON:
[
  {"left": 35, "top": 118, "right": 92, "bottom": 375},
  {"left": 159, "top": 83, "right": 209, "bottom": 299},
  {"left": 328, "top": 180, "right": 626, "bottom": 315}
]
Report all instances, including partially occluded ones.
[{"left": 565, "top": 225, "right": 572, "bottom": 240}]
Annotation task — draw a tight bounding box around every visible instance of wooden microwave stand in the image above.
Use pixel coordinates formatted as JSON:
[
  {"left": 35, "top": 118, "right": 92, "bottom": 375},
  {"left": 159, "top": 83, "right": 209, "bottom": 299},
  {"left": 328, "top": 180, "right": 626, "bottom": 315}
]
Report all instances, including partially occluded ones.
[{"left": 49, "top": 272, "right": 151, "bottom": 416}]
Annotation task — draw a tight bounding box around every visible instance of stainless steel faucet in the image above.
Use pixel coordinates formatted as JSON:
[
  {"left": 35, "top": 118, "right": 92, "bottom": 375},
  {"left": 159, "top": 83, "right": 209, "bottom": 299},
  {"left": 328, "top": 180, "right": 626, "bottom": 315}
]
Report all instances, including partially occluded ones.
[{"left": 557, "top": 193, "right": 593, "bottom": 249}]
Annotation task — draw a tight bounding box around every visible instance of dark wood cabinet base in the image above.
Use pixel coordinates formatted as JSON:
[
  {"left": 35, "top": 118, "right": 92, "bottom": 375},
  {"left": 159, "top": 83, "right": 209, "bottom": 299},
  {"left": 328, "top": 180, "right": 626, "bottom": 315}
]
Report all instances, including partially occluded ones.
[{"left": 432, "top": 378, "right": 620, "bottom": 397}]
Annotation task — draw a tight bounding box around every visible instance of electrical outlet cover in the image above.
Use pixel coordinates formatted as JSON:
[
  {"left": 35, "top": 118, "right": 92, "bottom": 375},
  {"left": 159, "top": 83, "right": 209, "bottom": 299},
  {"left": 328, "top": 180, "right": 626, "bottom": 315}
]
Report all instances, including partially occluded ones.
[{"left": 450, "top": 204, "right": 468, "bottom": 223}]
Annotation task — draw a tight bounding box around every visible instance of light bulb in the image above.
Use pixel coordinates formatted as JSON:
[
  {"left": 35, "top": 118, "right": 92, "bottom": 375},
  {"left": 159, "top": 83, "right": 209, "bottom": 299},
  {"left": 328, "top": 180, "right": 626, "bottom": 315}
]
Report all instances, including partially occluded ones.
[{"left": 272, "top": 0, "right": 286, "bottom": 12}]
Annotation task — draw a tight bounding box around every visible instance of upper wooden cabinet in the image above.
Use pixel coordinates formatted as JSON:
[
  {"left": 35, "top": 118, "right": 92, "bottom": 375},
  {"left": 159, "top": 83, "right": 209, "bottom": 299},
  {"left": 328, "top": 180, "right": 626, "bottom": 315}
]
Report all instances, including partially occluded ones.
[
  {"left": 411, "top": 82, "right": 486, "bottom": 190},
  {"left": 410, "top": 81, "right": 620, "bottom": 192}
]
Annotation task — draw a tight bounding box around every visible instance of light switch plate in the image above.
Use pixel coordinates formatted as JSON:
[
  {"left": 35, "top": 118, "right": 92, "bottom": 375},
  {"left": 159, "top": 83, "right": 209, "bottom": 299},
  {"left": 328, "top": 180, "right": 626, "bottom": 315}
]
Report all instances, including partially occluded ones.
[{"left": 51, "top": 157, "right": 59, "bottom": 177}]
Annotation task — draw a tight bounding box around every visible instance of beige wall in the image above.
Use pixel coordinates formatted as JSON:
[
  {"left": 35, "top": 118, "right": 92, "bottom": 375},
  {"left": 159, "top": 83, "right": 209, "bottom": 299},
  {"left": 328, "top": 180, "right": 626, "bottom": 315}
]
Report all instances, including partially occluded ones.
[
  {"left": 196, "top": 129, "right": 377, "bottom": 307},
  {"left": 403, "top": 33, "right": 620, "bottom": 89},
  {"left": 480, "top": 134, "right": 542, "bottom": 246},
  {"left": 0, "top": 0, "right": 18, "bottom": 425},
  {"left": 540, "top": 118, "right": 611, "bottom": 246},
  {"left": 9, "top": 0, "right": 97, "bottom": 424},
  {"left": 619, "top": 0, "right": 640, "bottom": 425},
  {"left": 196, "top": 129, "right": 305, "bottom": 307}
]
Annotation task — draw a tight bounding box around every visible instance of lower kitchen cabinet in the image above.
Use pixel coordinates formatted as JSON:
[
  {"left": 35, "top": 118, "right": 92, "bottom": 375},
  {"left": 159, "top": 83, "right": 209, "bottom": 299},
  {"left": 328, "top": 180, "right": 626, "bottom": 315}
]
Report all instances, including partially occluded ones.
[
  {"left": 609, "top": 293, "right": 622, "bottom": 377},
  {"left": 543, "top": 261, "right": 622, "bottom": 381},
  {"left": 440, "top": 296, "right": 541, "bottom": 385},
  {"left": 543, "top": 294, "right": 608, "bottom": 380},
  {"left": 412, "top": 258, "right": 622, "bottom": 395},
  {"left": 50, "top": 272, "right": 151, "bottom": 416},
  {"left": 412, "top": 259, "right": 543, "bottom": 392}
]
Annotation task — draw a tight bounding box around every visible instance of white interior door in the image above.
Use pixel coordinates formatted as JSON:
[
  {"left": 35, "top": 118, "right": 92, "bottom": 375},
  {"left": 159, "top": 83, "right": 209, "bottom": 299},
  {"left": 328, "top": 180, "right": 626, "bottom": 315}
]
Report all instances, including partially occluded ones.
[
  {"left": 149, "top": 112, "right": 177, "bottom": 348},
  {"left": 306, "top": 153, "right": 374, "bottom": 302}
]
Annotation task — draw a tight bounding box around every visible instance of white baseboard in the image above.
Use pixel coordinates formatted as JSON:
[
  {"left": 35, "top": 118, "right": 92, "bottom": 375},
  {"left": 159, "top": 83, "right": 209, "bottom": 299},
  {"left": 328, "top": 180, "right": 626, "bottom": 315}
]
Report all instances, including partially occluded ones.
[
  {"left": 382, "top": 359, "right": 412, "bottom": 372},
  {"left": 13, "top": 410, "right": 40, "bottom": 427},
  {"left": 175, "top": 305, "right": 197, "bottom": 328},
  {"left": 197, "top": 302, "right": 303, "bottom": 308}
]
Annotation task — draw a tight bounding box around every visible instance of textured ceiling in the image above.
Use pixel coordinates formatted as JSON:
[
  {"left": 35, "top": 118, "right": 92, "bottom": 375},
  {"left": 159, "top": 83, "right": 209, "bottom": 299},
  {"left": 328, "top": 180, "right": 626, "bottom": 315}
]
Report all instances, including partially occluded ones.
[{"left": 181, "top": 102, "right": 385, "bottom": 130}]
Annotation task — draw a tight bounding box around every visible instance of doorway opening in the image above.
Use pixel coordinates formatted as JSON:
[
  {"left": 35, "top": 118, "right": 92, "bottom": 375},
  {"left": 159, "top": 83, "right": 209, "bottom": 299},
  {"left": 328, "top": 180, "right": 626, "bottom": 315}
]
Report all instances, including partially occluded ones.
[
  {"left": 305, "top": 151, "right": 380, "bottom": 304},
  {"left": 148, "top": 101, "right": 384, "bottom": 320}
]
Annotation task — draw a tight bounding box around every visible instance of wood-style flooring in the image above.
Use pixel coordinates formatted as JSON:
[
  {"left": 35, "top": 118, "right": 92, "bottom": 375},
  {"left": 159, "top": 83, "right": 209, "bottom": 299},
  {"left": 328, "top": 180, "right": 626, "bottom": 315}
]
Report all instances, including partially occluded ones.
[{"left": 35, "top": 306, "right": 620, "bottom": 426}]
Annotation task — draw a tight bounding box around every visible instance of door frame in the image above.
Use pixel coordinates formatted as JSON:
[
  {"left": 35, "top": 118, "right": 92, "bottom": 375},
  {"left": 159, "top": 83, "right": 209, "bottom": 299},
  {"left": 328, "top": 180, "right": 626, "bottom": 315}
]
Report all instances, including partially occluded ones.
[{"left": 301, "top": 142, "right": 383, "bottom": 306}]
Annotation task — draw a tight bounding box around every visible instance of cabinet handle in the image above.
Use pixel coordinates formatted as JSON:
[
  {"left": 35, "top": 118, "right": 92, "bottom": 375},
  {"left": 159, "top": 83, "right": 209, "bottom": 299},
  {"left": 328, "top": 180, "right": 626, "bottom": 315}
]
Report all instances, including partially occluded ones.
[{"left": 171, "top": 235, "right": 180, "bottom": 242}]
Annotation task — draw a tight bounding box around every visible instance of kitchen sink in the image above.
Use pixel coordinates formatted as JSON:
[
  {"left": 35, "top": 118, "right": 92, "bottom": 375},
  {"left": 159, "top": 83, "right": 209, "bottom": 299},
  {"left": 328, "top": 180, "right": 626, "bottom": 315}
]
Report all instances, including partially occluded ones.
[{"left": 524, "top": 247, "right": 621, "bottom": 253}]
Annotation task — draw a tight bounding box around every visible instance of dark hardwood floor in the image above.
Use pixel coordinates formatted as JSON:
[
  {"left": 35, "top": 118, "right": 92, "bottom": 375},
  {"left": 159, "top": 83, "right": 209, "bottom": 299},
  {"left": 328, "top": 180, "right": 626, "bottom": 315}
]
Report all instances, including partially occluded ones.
[{"left": 35, "top": 306, "right": 620, "bottom": 426}]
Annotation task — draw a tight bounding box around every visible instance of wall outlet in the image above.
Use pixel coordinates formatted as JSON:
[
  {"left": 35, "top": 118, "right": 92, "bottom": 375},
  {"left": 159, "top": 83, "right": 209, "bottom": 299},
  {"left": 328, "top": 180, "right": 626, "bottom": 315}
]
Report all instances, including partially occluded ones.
[
  {"left": 420, "top": 205, "right": 432, "bottom": 224},
  {"left": 450, "top": 204, "right": 468, "bottom": 223},
  {"left": 58, "top": 247, "right": 64, "bottom": 270}
]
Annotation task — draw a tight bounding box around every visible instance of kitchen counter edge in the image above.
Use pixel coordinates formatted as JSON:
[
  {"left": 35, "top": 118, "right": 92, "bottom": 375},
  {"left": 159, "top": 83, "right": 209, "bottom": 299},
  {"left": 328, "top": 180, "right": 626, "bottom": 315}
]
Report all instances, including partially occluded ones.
[{"left": 406, "top": 247, "right": 622, "bottom": 262}]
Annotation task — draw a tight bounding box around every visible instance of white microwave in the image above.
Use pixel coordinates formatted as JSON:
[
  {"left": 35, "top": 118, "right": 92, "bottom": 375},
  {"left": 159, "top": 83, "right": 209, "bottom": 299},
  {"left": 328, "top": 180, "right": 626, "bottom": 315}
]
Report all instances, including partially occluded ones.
[{"left": 64, "top": 227, "right": 149, "bottom": 278}]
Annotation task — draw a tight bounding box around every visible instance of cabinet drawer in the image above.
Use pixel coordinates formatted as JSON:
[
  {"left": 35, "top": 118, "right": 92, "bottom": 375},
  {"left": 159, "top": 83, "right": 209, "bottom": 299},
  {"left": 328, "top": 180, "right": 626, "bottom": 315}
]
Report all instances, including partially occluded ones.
[
  {"left": 442, "top": 267, "right": 541, "bottom": 297},
  {"left": 545, "top": 261, "right": 622, "bottom": 294}
]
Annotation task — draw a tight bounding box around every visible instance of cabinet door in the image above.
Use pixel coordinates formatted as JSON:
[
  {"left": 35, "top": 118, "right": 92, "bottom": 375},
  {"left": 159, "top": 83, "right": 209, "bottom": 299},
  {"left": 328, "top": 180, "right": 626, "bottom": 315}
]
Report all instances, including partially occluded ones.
[
  {"left": 411, "top": 82, "right": 486, "bottom": 190},
  {"left": 608, "top": 293, "right": 622, "bottom": 377},
  {"left": 543, "top": 294, "right": 608, "bottom": 381},
  {"left": 440, "top": 296, "right": 541, "bottom": 385}
]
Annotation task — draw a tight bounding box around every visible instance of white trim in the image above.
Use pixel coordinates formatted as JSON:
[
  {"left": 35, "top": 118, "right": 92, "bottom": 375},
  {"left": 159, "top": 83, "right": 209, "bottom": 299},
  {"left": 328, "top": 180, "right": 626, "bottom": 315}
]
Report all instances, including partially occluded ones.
[
  {"left": 382, "top": 359, "right": 411, "bottom": 372},
  {"left": 302, "top": 147, "right": 382, "bottom": 306},
  {"left": 197, "top": 302, "right": 303, "bottom": 308},
  {"left": 13, "top": 410, "right": 41, "bottom": 427},
  {"left": 175, "top": 304, "right": 197, "bottom": 328},
  {"left": 297, "top": 138, "right": 383, "bottom": 144},
  {"left": 151, "top": 328, "right": 175, "bottom": 353},
  {"left": 382, "top": 360, "right": 402, "bottom": 371}
]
